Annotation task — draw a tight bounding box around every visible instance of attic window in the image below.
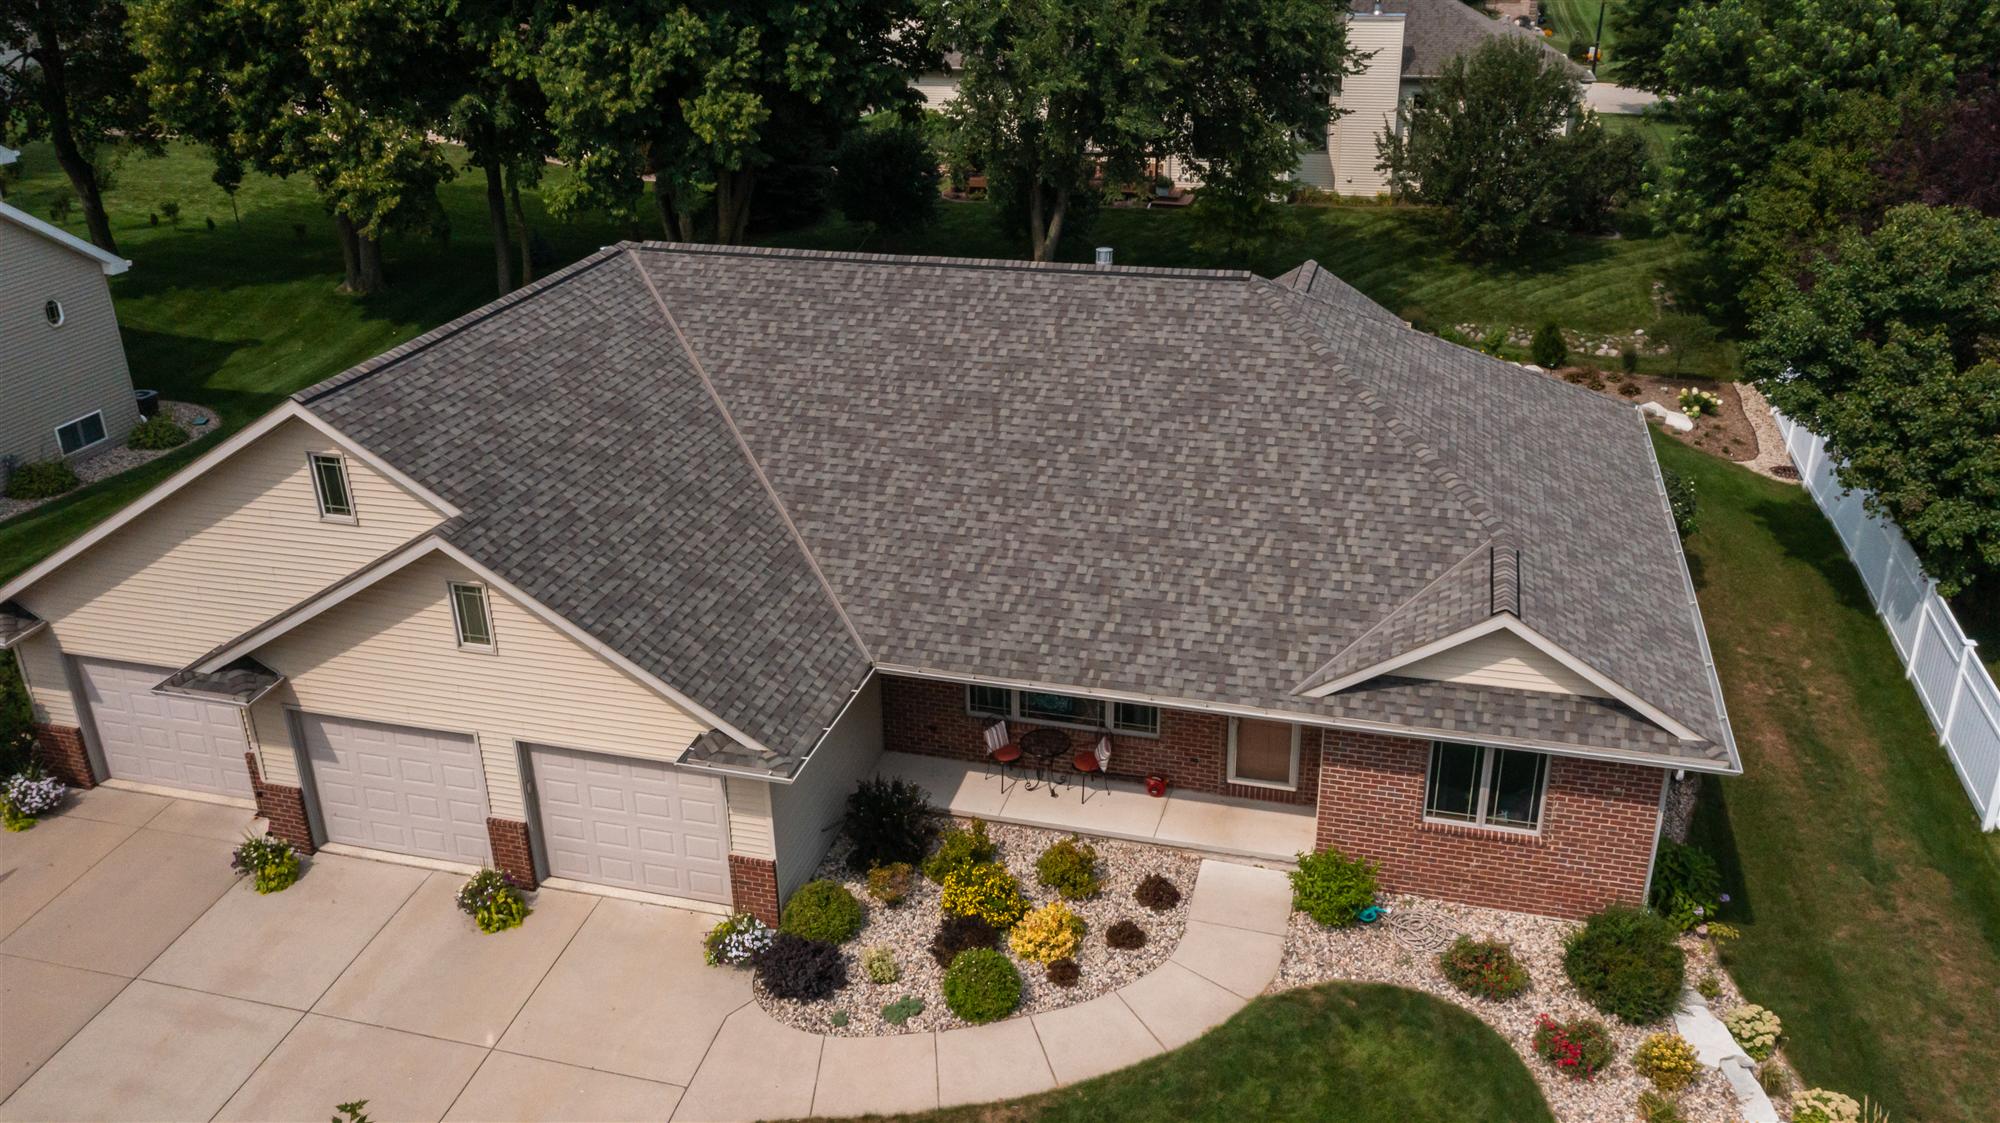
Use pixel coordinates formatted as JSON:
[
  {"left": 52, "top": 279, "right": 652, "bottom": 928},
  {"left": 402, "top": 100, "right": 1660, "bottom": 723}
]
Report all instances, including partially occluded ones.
[
  {"left": 44, "top": 299, "right": 64, "bottom": 327},
  {"left": 309, "top": 453, "right": 355, "bottom": 520},
  {"left": 449, "top": 581, "right": 495, "bottom": 650}
]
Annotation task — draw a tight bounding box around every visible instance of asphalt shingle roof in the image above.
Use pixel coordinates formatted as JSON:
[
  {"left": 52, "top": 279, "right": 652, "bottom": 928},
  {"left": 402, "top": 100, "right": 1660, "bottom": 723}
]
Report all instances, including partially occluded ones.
[
  {"left": 292, "top": 243, "right": 1735, "bottom": 776},
  {"left": 1349, "top": 0, "right": 1589, "bottom": 81}
]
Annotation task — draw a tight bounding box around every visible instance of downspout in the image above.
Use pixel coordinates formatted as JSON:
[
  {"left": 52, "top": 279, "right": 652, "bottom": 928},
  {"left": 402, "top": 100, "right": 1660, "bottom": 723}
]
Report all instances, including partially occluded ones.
[{"left": 1640, "top": 768, "right": 1676, "bottom": 907}]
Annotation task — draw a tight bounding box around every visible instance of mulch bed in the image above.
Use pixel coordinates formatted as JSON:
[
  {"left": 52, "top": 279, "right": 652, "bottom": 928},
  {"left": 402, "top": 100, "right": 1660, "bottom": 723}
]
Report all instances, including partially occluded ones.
[{"left": 1552, "top": 369, "right": 1761, "bottom": 464}]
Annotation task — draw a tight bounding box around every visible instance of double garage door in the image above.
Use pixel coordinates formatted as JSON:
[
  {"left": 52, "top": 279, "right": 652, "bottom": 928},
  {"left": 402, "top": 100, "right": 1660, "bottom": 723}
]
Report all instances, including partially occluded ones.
[{"left": 77, "top": 658, "right": 254, "bottom": 798}]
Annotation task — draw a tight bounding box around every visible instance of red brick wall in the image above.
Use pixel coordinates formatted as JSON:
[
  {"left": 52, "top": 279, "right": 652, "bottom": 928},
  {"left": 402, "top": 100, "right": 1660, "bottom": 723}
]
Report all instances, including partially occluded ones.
[
  {"left": 1314, "top": 730, "right": 1665, "bottom": 919},
  {"left": 244, "top": 752, "right": 315, "bottom": 854},
  {"left": 30, "top": 724, "right": 96, "bottom": 789},
  {"left": 729, "top": 854, "right": 779, "bottom": 925},
  {"left": 487, "top": 819, "right": 538, "bottom": 889},
  {"left": 879, "top": 675, "right": 1319, "bottom": 805}
]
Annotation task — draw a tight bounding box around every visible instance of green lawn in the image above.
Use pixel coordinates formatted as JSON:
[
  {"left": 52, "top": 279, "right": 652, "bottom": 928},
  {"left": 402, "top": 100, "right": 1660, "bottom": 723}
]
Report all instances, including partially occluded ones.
[
  {"left": 865, "top": 983, "right": 1552, "bottom": 1123},
  {"left": 1542, "top": 0, "right": 1613, "bottom": 68},
  {"left": 1664, "top": 433, "right": 2000, "bottom": 1122}
]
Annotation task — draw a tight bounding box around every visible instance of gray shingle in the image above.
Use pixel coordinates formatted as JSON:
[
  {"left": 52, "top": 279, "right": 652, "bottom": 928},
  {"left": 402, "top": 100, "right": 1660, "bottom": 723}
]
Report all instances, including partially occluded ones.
[{"left": 1350, "top": 0, "right": 1590, "bottom": 80}]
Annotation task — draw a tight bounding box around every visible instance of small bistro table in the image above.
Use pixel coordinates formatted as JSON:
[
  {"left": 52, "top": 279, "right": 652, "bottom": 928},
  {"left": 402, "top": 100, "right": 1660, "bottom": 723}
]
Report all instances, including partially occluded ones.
[{"left": 1018, "top": 728, "right": 1072, "bottom": 795}]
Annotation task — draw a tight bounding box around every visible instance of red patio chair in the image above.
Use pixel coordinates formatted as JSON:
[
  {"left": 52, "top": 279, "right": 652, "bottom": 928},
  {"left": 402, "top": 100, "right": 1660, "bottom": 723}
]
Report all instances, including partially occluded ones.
[
  {"left": 983, "top": 719, "right": 1023, "bottom": 792},
  {"left": 1071, "top": 734, "right": 1111, "bottom": 803}
]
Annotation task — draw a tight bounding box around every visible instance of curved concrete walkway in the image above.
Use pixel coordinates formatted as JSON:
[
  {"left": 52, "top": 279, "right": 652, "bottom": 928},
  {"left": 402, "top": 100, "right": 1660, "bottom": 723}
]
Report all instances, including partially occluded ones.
[{"left": 674, "top": 858, "right": 1295, "bottom": 1121}]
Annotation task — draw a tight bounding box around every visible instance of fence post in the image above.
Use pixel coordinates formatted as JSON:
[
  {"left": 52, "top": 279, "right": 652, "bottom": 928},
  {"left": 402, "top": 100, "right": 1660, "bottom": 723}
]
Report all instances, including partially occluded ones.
[
  {"left": 1906, "top": 585, "right": 1936, "bottom": 680},
  {"left": 1942, "top": 640, "right": 1977, "bottom": 737}
]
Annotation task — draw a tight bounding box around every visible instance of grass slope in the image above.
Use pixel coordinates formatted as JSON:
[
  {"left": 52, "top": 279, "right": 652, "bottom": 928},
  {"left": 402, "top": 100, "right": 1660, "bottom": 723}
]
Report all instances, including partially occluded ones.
[
  {"left": 871, "top": 983, "right": 1553, "bottom": 1123},
  {"left": 1663, "top": 433, "right": 2000, "bottom": 1122},
  {"left": 1542, "top": 0, "right": 1613, "bottom": 67}
]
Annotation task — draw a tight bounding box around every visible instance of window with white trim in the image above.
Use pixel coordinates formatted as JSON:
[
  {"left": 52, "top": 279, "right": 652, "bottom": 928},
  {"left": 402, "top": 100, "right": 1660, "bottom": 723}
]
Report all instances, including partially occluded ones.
[
  {"left": 54, "top": 411, "right": 107, "bottom": 455},
  {"left": 1424, "top": 741, "right": 1549, "bottom": 831},
  {"left": 449, "top": 581, "right": 495, "bottom": 650},
  {"left": 963, "top": 686, "right": 1160, "bottom": 737},
  {"left": 1228, "top": 718, "right": 1300, "bottom": 789},
  {"left": 1112, "top": 702, "right": 1160, "bottom": 736},
  {"left": 309, "top": 453, "right": 355, "bottom": 520}
]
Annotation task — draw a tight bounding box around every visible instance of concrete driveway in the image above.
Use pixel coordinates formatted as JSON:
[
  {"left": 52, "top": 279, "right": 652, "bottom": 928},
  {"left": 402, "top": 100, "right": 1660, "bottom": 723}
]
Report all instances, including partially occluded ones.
[{"left": 1, "top": 788, "right": 1293, "bottom": 1122}]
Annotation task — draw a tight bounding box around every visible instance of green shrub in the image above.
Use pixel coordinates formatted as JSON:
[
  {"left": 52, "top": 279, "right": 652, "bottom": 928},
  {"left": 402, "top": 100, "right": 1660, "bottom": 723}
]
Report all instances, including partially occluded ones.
[
  {"left": 455, "top": 869, "right": 529, "bottom": 934},
  {"left": 127, "top": 415, "right": 191, "bottom": 450},
  {"left": 1621, "top": 345, "right": 1641, "bottom": 374},
  {"left": 1531, "top": 321, "right": 1568, "bottom": 368},
  {"left": 929, "top": 913, "right": 1000, "bottom": 968},
  {"left": 1438, "top": 936, "right": 1530, "bottom": 1000},
  {"left": 5, "top": 460, "right": 78, "bottom": 501},
  {"left": 861, "top": 944, "right": 900, "bottom": 984},
  {"left": 1034, "top": 836, "right": 1101, "bottom": 900},
  {"left": 1564, "top": 905, "right": 1686, "bottom": 1023},
  {"left": 843, "top": 777, "right": 935, "bottom": 872},
  {"left": 881, "top": 995, "right": 924, "bottom": 1025},
  {"left": 941, "top": 947, "right": 1021, "bottom": 1024},
  {"left": 230, "top": 834, "right": 301, "bottom": 894},
  {"left": 1663, "top": 468, "right": 1699, "bottom": 539},
  {"left": 922, "top": 819, "right": 996, "bottom": 883},
  {"left": 1289, "top": 847, "right": 1379, "bottom": 927},
  {"left": 780, "top": 880, "right": 865, "bottom": 944},
  {"left": 1650, "top": 839, "right": 1723, "bottom": 930},
  {"left": 753, "top": 933, "right": 847, "bottom": 1000},
  {"left": 866, "top": 861, "right": 915, "bottom": 906},
  {"left": 940, "top": 861, "right": 1028, "bottom": 928}
]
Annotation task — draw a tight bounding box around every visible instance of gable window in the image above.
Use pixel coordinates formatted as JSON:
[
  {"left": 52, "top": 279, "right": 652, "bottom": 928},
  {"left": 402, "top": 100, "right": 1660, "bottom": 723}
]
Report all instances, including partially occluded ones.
[
  {"left": 963, "top": 685, "right": 1159, "bottom": 737},
  {"left": 54, "top": 411, "right": 107, "bottom": 455},
  {"left": 449, "top": 581, "right": 494, "bottom": 650},
  {"left": 1424, "top": 741, "right": 1549, "bottom": 832},
  {"left": 44, "top": 299, "right": 65, "bottom": 327},
  {"left": 1228, "top": 718, "right": 1300, "bottom": 790},
  {"left": 309, "top": 453, "right": 355, "bottom": 520}
]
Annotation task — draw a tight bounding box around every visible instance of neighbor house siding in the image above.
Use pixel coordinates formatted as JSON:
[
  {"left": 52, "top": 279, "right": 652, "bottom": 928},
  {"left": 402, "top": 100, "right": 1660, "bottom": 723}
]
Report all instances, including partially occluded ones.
[
  {"left": 0, "top": 221, "right": 139, "bottom": 467},
  {"left": 771, "top": 676, "right": 883, "bottom": 901},
  {"left": 1327, "top": 14, "right": 1406, "bottom": 197},
  {"left": 914, "top": 71, "right": 960, "bottom": 107},
  {"left": 245, "top": 552, "right": 711, "bottom": 820},
  {"left": 1397, "top": 629, "right": 1607, "bottom": 697}
]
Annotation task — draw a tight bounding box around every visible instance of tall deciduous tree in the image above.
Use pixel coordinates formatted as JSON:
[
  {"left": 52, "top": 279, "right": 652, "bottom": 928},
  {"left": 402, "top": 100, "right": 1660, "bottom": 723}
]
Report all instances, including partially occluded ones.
[
  {"left": 1605, "top": 0, "right": 1684, "bottom": 92},
  {"left": 0, "top": 0, "right": 158, "bottom": 252},
  {"left": 1746, "top": 204, "right": 2000, "bottom": 595}
]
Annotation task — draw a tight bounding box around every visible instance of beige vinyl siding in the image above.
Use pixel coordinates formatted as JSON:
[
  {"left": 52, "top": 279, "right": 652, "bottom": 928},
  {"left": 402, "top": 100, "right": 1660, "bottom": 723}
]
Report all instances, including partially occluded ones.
[
  {"left": 1294, "top": 148, "right": 1337, "bottom": 191},
  {"left": 771, "top": 676, "right": 882, "bottom": 900},
  {"left": 246, "top": 552, "right": 711, "bottom": 818},
  {"left": 914, "top": 71, "right": 960, "bottom": 107},
  {"left": 1327, "top": 15, "right": 1406, "bottom": 197},
  {"left": 1398, "top": 629, "right": 1607, "bottom": 697},
  {"left": 11, "top": 637, "right": 78, "bottom": 727},
  {"left": 725, "top": 778, "right": 777, "bottom": 861},
  {"left": 0, "top": 221, "right": 140, "bottom": 467}
]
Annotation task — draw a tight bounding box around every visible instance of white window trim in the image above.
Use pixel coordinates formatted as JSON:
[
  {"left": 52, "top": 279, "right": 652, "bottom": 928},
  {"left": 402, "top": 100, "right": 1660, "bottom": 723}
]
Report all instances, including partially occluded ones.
[
  {"left": 448, "top": 580, "right": 496, "bottom": 652},
  {"left": 1422, "top": 741, "right": 1550, "bottom": 836},
  {"left": 307, "top": 452, "right": 357, "bottom": 523},
  {"left": 54, "top": 410, "right": 106, "bottom": 456},
  {"left": 1226, "top": 717, "right": 1300, "bottom": 790},
  {"left": 962, "top": 685, "right": 1160, "bottom": 739}
]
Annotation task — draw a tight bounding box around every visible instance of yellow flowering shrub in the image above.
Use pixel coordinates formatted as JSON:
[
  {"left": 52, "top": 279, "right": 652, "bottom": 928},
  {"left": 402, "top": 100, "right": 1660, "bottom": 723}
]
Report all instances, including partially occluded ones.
[
  {"left": 940, "top": 861, "right": 1028, "bottom": 928},
  {"left": 1008, "top": 901, "right": 1085, "bottom": 963},
  {"left": 1633, "top": 1032, "right": 1701, "bottom": 1092}
]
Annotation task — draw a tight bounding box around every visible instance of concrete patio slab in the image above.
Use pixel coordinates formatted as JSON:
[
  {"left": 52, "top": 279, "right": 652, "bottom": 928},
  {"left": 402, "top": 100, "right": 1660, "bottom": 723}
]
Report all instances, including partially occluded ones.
[
  {"left": 1168, "top": 919, "right": 1286, "bottom": 999},
  {"left": 813, "top": 1031, "right": 938, "bottom": 1118},
  {"left": 1113, "top": 959, "right": 1247, "bottom": 1049},
  {"left": 447, "top": 1051, "right": 682, "bottom": 1122},
  {"left": 1155, "top": 796, "right": 1313, "bottom": 861},
  {"left": 0, "top": 979, "right": 299, "bottom": 1122},
  {"left": 0, "top": 955, "right": 128, "bottom": 1101},
  {"left": 672, "top": 1004, "right": 821, "bottom": 1123},
  {"left": 1183, "top": 859, "right": 1293, "bottom": 935},
  {"left": 996, "top": 777, "right": 1170, "bottom": 839},
  {"left": 143, "top": 798, "right": 262, "bottom": 843},
  {"left": 216, "top": 1013, "right": 485, "bottom": 1122},
  {"left": 0, "top": 828, "right": 239, "bottom": 976},
  {"left": 57, "top": 787, "right": 169, "bottom": 829},
  {"left": 145, "top": 853, "right": 429, "bottom": 1009},
  {"left": 1031, "top": 992, "right": 1161, "bottom": 1085},
  {"left": 935, "top": 1016, "right": 1056, "bottom": 1107},
  {"left": 875, "top": 751, "right": 1009, "bottom": 818},
  {"left": 0, "top": 815, "right": 136, "bottom": 941},
  {"left": 313, "top": 872, "right": 596, "bottom": 1046},
  {"left": 500, "top": 899, "right": 749, "bottom": 1085}
]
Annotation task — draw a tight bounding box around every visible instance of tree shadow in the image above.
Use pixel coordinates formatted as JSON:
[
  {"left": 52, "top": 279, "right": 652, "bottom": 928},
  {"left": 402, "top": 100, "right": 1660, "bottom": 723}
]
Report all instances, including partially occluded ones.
[
  {"left": 1746, "top": 496, "right": 1877, "bottom": 617},
  {"left": 119, "top": 327, "right": 249, "bottom": 403},
  {"left": 1686, "top": 775, "right": 1753, "bottom": 925}
]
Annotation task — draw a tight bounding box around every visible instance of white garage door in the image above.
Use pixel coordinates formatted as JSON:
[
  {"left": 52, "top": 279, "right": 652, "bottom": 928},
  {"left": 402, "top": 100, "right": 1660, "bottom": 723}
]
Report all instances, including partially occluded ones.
[
  {"left": 528, "top": 745, "right": 730, "bottom": 903},
  {"left": 77, "top": 658, "right": 253, "bottom": 797},
  {"left": 301, "top": 713, "right": 492, "bottom": 865}
]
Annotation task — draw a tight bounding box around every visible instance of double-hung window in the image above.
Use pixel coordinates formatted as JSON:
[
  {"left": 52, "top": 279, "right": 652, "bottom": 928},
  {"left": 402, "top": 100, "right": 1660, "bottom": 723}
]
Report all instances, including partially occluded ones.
[
  {"left": 1424, "top": 741, "right": 1549, "bottom": 832},
  {"left": 309, "top": 453, "right": 355, "bottom": 520},
  {"left": 964, "top": 685, "right": 1159, "bottom": 737},
  {"left": 449, "top": 581, "right": 495, "bottom": 650},
  {"left": 54, "top": 411, "right": 106, "bottom": 455}
]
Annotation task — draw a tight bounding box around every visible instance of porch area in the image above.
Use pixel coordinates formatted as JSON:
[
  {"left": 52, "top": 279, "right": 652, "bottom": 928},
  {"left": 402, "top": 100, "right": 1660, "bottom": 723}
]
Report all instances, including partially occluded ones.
[{"left": 874, "top": 750, "right": 1316, "bottom": 864}]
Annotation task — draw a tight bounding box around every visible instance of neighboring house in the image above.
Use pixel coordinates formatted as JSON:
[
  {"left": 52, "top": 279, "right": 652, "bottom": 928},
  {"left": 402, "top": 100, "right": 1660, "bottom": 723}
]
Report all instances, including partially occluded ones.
[
  {"left": 1, "top": 199, "right": 139, "bottom": 473},
  {"left": 0, "top": 245, "right": 1737, "bottom": 926},
  {"left": 916, "top": 0, "right": 1586, "bottom": 197}
]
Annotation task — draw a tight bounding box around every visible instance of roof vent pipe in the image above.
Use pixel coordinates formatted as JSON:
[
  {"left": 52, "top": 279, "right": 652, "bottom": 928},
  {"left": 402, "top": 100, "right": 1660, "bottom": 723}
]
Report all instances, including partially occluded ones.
[{"left": 1095, "top": 246, "right": 1114, "bottom": 266}]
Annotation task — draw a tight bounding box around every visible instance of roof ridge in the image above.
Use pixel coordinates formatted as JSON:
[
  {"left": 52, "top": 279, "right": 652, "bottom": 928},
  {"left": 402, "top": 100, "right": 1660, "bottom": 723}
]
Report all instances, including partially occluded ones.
[
  {"left": 624, "top": 240, "right": 1257, "bottom": 282},
  {"left": 625, "top": 247, "right": 878, "bottom": 665}
]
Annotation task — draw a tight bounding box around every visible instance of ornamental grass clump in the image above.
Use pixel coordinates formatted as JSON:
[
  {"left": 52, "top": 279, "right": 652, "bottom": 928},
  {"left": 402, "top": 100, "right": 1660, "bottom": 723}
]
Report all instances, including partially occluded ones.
[
  {"left": 941, "top": 947, "right": 1021, "bottom": 1024},
  {"left": 780, "top": 880, "right": 865, "bottom": 944},
  {"left": 1289, "top": 846, "right": 1378, "bottom": 927},
  {"left": 753, "top": 932, "right": 847, "bottom": 1001},
  {"left": 704, "top": 913, "right": 774, "bottom": 966},
  {"left": 230, "top": 834, "right": 301, "bottom": 894},
  {"left": 1033, "top": 836, "right": 1101, "bottom": 900},
  {"left": 1722, "top": 1003, "right": 1782, "bottom": 1060},
  {"left": 1008, "top": 901, "right": 1085, "bottom": 964},
  {"left": 1438, "top": 936, "right": 1530, "bottom": 1000},
  {"left": 456, "top": 869, "right": 529, "bottom": 933},
  {"left": 1563, "top": 905, "right": 1685, "bottom": 1022},
  {"left": 923, "top": 820, "right": 997, "bottom": 884},
  {"left": 1, "top": 769, "right": 65, "bottom": 831},
  {"left": 1531, "top": 1014, "right": 1614, "bottom": 1080},
  {"left": 940, "top": 861, "right": 1028, "bottom": 928},
  {"left": 1133, "top": 873, "right": 1181, "bottom": 912},
  {"left": 1633, "top": 1032, "right": 1701, "bottom": 1092},
  {"left": 1791, "top": 1089, "right": 1862, "bottom": 1123}
]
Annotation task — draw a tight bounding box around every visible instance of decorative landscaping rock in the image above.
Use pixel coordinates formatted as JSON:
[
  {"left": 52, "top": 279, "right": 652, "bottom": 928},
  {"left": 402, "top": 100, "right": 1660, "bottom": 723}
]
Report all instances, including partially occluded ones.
[{"left": 1639, "top": 400, "right": 1695, "bottom": 433}]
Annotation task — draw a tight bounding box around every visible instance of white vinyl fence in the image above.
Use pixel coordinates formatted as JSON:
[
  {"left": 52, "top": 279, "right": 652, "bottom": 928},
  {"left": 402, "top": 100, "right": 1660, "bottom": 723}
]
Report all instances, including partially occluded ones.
[{"left": 1775, "top": 412, "right": 2000, "bottom": 830}]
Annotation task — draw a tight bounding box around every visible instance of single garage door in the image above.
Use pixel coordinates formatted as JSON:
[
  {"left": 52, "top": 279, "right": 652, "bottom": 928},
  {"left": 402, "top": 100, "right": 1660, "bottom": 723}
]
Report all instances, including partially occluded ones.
[
  {"left": 77, "top": 657, "right": 253, "bottom": 797},
  {"left": 528, "top": 745, "right": 730, "bottom": 902},
  {"left": 301, "top": 713, "right": 492, "bottom": 865}
]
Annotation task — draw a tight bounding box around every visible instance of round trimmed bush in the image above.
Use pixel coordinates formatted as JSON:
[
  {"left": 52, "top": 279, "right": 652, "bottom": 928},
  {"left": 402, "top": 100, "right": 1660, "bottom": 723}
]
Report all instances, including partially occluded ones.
[
  {"left": 929, "top": 913, "right": 1001, "bottom": 968},
  {"left": 1133, "top": 873, "right": 1181, "bottom": 912},
  {"left": 1105, "top": 919, "right": 1146, "bottom": 950},
  {"left": 1563, "top": 905, "right": 1685, "bottom": 1023},
  {"left": 941, "top": 947, "right": 1021, "bottom": 1024},
  {"left": 1532, "top": 1014, "right": 1614, "bottom": 1080},
  {"left": 939, "top": 861, "right": 1028, "bottom": 928},
  {"left": 1034, "top": 836, "right": 1101, "bottom": 900},
  {"left": 1289, "top": 846, "right": 1378, "bottom": 927},
  {"left": 1438, "top": 936, "right": 1530, "bottom": 1000},
  {"left": 127, "top": 415, "right": 191, "bottom": 450},
  {"left": 1633, "top": 1031, "right": 1700, "bottom": 1092},
  {"left": 753, "top": 933, "right": 848, "bottom": 1001},
  {"left": 1046, "top": 958, "right": 1080, "bottom": 988},
  {"left": 780, "top": 879, "right": 865, "bottom": 944}
]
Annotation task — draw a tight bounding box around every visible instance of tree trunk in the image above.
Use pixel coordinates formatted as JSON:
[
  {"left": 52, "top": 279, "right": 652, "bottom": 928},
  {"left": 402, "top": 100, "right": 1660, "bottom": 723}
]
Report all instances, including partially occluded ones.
[
  {"left": 652, "top": 175, "right": 698, "bottom": 242},
  {"left": 506, "top": 167, "right": 534, "bottom": 285},
  {"left": 334, "top": 214, "right": 363, "bottom": 292},
  {"left": 1028, "top": 181, "right": 1047, "bottom": 262},
  {"left": 482, "top": 155, "right": 515, "bottom": 296},
  {"left": 1042, "top": 189, "right": 1070, "bottom": 262},
  {"left": 715, "top": 169, "right": 755, "bottom": 245},
  {"left": 31, "top": 33, "right": 117, "bottom": 253},
  {"left": 355, "top": 235, "right": 387, "bottom": 294}
]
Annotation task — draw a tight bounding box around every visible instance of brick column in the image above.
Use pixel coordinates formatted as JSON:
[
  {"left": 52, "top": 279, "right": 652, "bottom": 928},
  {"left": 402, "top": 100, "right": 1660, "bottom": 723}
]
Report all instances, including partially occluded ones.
[
  {"left": 486, "top": 819, "right": 538, "bottom": 889},
  {"left": 728, "top": 854, "right": 780, "bottom": 924},
  {"left": 244, "top": 752, "right": 315, "bottom": 853},
  {"left": 30, "top": 723, "right": 97, "bottom": 789}
]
